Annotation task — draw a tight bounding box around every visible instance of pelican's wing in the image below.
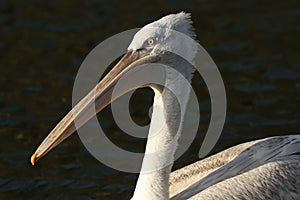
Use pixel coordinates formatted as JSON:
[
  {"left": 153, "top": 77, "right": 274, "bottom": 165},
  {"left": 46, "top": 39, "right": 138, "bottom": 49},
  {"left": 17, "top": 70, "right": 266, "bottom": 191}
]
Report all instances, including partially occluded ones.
[
  {"left": 169, "top": 138, "right": 259, "bottom": 196},
  {"left": 170, "top": 135, "right": 300, "bottom": 199}
]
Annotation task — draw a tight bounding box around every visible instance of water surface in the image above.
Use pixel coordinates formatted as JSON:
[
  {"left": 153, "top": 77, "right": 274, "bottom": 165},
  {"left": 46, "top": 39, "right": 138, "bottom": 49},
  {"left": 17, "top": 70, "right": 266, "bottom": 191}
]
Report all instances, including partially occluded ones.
[{"left": 0, "top": 0, "right": 299, "bottom": 199}]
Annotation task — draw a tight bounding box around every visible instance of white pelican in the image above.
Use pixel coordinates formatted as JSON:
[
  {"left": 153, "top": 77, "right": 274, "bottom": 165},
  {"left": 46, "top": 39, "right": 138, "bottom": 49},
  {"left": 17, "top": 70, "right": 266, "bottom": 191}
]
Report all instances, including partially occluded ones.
[{"left": 31, "top": 12, "right": 300, "bottom": 199}]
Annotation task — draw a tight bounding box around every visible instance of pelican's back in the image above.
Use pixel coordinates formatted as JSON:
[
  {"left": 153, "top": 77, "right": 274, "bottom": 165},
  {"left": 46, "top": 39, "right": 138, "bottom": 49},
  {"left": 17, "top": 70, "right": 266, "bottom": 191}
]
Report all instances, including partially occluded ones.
[{"left": 170, "top": 135, "right": 300, "bottom": 199}]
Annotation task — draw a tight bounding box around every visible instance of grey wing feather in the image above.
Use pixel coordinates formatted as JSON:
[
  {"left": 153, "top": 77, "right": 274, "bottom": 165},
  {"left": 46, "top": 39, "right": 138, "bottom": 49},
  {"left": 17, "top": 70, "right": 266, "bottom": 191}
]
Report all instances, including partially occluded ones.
[{"left": 170, "top": 135, "right": 300, "bottom": 199}]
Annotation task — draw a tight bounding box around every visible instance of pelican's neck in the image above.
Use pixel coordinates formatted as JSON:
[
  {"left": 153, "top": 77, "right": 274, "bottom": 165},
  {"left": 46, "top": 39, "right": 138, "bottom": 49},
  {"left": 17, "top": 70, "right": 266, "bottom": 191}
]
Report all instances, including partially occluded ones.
[{"left": 132, "top": 64, "right": 193, "bottom": 200}]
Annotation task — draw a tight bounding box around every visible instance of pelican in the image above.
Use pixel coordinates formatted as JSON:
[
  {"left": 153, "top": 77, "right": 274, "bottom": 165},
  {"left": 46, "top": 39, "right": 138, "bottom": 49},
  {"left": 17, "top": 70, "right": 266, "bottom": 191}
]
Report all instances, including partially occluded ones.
[{"left": 31, "top": 12, "right": 300, "bottom": 199}]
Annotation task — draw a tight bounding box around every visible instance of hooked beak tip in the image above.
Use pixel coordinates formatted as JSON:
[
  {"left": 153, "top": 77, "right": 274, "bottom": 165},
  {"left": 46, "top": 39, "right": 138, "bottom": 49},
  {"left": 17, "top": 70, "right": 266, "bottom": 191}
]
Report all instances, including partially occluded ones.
[{"left": 30, "top": 153, "right": 37, "bottom": 166}]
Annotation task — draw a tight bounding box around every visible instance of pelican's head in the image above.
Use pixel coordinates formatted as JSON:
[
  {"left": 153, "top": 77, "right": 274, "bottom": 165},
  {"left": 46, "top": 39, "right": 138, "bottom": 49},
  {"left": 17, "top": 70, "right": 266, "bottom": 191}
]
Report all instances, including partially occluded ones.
[
  {"left": 30, "top": 12, "right": 197, "bottom": 165},
  {"left": 128, "top": 12, "right": 197, "bottom": 69}
]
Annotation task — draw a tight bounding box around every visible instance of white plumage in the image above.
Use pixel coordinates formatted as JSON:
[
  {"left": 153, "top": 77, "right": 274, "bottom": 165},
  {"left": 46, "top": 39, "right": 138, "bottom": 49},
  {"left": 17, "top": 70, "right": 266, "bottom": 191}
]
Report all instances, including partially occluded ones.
[
  {"left": 129, "top": 12, "right": 300, "bottom": 200},
  {"left": 170, "top": 135, "right": 300, "bottom": 199}
]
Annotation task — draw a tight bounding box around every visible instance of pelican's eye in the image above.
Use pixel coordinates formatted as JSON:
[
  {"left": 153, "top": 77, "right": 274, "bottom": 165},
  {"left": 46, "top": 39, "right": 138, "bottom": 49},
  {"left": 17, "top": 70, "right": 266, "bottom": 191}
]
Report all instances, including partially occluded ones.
[{"left": 147, "top": 38, "right": 155, "bottom": 46}]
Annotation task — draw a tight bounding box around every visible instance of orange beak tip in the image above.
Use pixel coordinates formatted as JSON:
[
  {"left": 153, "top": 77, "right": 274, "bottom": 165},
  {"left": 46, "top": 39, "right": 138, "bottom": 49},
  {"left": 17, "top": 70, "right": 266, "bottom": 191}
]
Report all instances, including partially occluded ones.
[{"left": 30, "top": 153, "right": 37, "bottom": 166}]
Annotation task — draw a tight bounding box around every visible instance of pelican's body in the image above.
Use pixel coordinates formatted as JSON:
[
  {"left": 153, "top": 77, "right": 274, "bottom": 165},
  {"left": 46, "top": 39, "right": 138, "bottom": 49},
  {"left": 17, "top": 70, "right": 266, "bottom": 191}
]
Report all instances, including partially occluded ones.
[
  {"left": 170, "top": 135, "right": 299, "bottom": 199},
  {"left": 31, "top": 12, "right": 300, "bottom": 199}
]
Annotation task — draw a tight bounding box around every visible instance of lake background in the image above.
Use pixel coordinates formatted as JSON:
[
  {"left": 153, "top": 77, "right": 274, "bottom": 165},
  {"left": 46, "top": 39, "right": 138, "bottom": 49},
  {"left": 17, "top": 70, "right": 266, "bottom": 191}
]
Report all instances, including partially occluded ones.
[{"left": 0, "top": 0, "right": 299, "bottom": 199}]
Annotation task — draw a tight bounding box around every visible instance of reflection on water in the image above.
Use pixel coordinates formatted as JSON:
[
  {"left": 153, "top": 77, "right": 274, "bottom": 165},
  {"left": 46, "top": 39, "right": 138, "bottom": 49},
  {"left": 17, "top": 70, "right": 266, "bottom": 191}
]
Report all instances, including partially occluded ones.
[{"left": 0, "top": 0, "right": 299, "bottom": 199}]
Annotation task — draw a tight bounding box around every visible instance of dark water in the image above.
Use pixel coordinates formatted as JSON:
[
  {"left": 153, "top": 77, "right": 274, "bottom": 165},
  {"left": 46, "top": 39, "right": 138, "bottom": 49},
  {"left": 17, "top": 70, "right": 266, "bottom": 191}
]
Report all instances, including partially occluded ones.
[{"left": 1, "top": 0, "right": 299, "bottom": 199}]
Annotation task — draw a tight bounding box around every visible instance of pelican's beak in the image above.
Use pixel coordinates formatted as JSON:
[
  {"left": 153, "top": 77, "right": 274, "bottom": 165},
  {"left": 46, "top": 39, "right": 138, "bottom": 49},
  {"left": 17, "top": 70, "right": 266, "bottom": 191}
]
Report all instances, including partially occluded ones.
[{"left": 31, "top": 49, "right": 159, "bottom": 165}]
